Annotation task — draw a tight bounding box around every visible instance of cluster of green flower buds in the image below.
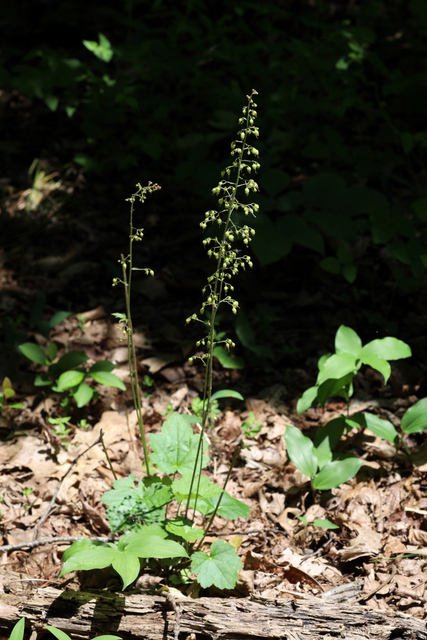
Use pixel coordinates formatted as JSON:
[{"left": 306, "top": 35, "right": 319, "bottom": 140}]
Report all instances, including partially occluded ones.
[{"left": 188, "top": 90, "right": 260, "bottom": 364}]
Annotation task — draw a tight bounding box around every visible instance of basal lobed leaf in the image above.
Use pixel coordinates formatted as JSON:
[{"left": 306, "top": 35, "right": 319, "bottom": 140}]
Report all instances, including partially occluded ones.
[
  {"left": 191, "top": 540, "right": 243, "bottom": 589},
  {"left": 150, "top": 412, "right": 209, "bottom": 475}
]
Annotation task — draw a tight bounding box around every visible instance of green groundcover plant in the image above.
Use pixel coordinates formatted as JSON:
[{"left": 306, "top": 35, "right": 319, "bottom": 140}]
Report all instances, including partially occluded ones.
[
  {"left": 10, "top": 617, "right": 120, "bottom": 640},
  {"left": 19, "top": 340, "right": 125, "bottom": 408},
  {"left": 59, "top": 91, "right": 260, "bottom": 591},
  {"left": 0, "top": 377, "right": 23, "bottom": 428},
  {"left": 285, "top": 325, "right": 427, "bottom": 495}
]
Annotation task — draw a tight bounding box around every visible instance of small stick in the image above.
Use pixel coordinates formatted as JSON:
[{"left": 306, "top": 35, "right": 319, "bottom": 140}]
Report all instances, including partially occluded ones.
[
  {"left": 348, "top": 564, "right": 397, "bottom": 604},
  {"left": 1, "top": 535, "right": 111, "bottom": 553},
  {"left": 100, "top": 428, "right": 118, "bottom": 480},
  {"left": 32, "top": 434, "right": 101, "bottom": 541}
]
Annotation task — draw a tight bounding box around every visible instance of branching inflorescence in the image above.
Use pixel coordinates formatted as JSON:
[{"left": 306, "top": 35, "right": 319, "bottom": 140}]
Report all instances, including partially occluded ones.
[{"left": 187, "top": 89, "right": 260, "bottom": 430}]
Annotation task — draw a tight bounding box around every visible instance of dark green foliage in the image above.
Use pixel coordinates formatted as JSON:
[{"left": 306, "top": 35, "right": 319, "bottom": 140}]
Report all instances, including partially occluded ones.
[{"left": 2, "top": 1, "right": 427, "bottom": 303}]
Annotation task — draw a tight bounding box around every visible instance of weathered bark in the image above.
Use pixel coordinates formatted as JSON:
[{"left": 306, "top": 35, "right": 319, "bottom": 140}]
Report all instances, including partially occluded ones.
[{"left": 0, "top": 586, "right": 426, "bottom": 640}]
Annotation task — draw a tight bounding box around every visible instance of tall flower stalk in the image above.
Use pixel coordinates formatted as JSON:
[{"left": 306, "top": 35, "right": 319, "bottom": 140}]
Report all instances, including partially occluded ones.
[
  {"left": 113, "top": 181, "right": 161, "bottom": 476},
  {"left": 186, "top": 89, "right": 260, "bottom": 509}
]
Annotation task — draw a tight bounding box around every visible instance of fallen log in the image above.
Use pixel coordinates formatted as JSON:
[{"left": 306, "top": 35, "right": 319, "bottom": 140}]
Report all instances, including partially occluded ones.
[{"left": 0, "top": 586, "right": 426, "bottom": 640}]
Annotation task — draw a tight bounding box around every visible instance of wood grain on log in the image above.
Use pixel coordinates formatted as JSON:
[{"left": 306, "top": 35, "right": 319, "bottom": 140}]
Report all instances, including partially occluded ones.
[{"left": 0, "top": 587, "right": 426, "bottom": 640}]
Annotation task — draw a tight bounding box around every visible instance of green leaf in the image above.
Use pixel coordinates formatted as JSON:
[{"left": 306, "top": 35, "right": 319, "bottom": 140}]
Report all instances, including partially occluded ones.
[
  {"left": 165, "top": 517, "right": 204, "bottom": 541},
  {"left": 210, "top": 389, "right": 244, "bottom": 401},
  {"left": 335, "top": 326, "right": 362, "bottom": 357},
  {"left": 89, "top": 371, "right": 126, "bottom": 390},
  {"left": 19, "top": 342, "right": 47, "bottom": 365},
  {"left": 112, "top": 312, "right": 127, "bottom": 323},
  {"left": 47, "top": 342, "right": 58, "bottom": 362},
  {"left": 59, "top": 546, "right": 116, "bottom": 576},
  {"left": 191, "top": 540, "right": 243, "bottom": 589},
  {"left": 112, "top": 550, "right": 140, "bottom": 589},
  {"left": 83, "top": 32, "right": 114, "bottom": 63},
  {"left": 10, "top": 618, "right": 26, "bottom": 640},
  {"left": 313, "top": 417, "right": 347, "bottom": 468},
  {"left": 44, "top": 626, "right": 71, "bottom": 640},
  {"left": 53, "top": 351, "right": 89, "bottom": 374},
  {"left": 320, "top": 256, "right": 341, "bottom": 274},
  {"left": 312, "top": 456, "right": 362, "bottom": 490},
  {"left": 150, "top": 412, "right": 209, "bottom": 475},
  {"left": 191, "top": 491, "right": 250, "bottom": 519},
  {"left": 72, "top": 382, "right": 94, "bottom": 407},
  {"left": 312, "top": 519, "right": 339, "bottom": 529},
  {"left": 34, "top": 373, "right": 52, "bottom": 386},
  {"left": 350, "top": 412, "right": 399, "bottom": 444},
  {"left": 342, "top": 263, "right": 357, "bottom": 283},
  {"left": 172, "top": 474, "right": 223, "bottom": 502},
  {"left": 359, "top": 353, "right": 391, "bottom": 383},
  {"left": 284, "top": 425, "right": 318, "bottom": 478},
  {"left": 49, "top": 311, "right": 70, "bottom": 328},
  {"left": 124, "top": 532, "right": 188, "bottom": 559},
  {"left": 62, "top": 538, "right": 103, "bottom": 561},
  {"left": 401, "top": 398, "right": 427, "bottom": 434},
  {"left": 362, "top": 337, "right": 411, "bottom": 361},
  {"left": 317, "top": 353, "right": 358, "bottom": 385},
  {"left": 296, "top": 385, "right": 318, "bottom": 414},
  {"left": 102, "top": 476, "right": 172, "bottom": 532},
  {"left": 213, "top": 346, "right": 244, "bottom": 369},
  {"left": 89, "top": 360, "right": 116, "bottom": 373},
  {"left": 55, "top": 370, "right": 85, "bottom": 391},
  {"left": 316, "top": 373, "right": 354, "bottom": 407}
]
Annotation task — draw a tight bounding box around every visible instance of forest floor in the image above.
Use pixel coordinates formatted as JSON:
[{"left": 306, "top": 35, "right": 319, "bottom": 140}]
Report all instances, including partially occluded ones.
[{"left": 1, "top": 127, "right": 427, "bottom": 621}]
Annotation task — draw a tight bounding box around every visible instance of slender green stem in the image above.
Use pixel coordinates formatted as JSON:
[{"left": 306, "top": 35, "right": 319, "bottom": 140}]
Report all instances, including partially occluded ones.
[
  {"left": 116, "top": 182, "right": 160, "bottom": 477},
  {"left": 195, "top": 442, "right": 242, "bottom": 550}
]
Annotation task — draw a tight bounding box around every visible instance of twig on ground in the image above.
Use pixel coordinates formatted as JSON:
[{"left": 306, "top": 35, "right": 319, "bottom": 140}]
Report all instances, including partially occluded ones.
[
  {"left": 2, "top": 536, "right": 111, "bottom": 553},
  {"left": 32, "top": 434, "right": 102, "bottom": 541},
  {"left": 348, "top": 564, "right": 397, "bottom": 604}
]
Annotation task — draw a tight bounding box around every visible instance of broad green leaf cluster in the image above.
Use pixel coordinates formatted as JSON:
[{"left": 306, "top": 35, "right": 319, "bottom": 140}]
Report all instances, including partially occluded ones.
[
  {"left": 297, "top": 325, "right": 411, "bottom": 413},
  {"left": 19, "top": 342, "right": 124, "bottom": 408},
  {"left": 60, "top": 411, "right": 249, "bottom": 590},
  {"left": 286, "top": 326, "right": 427, "bottom": 493}
]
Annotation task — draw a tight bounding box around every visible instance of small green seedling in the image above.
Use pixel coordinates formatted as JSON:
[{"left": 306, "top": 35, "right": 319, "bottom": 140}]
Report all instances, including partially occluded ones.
[
  {"left": 19, "top": 342, "right": 125, "bottom": 408},
  {"left": 192, "top": 389, "right": 244, "bottom": 424},
  {"left": 0, "top": 377, "right": 23, "bottom": 428},
  {"left": 285, "top": 325, "right": 420, "bottom": 492},
  {"left": 48, "top": 416, "right": 72, "bottom": 446},
  {"left": 297, "top": 515, "right": 339, "bottom": 530},
  {"left": 241, "top": 411, "right": 262, "bottom": 438},
  {"left": 297, "top": 325, "right": 412, "bottom": 413}
]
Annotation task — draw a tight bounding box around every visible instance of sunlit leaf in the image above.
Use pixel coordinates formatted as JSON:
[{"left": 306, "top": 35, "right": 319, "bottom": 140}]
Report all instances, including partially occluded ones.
[
  {"left": 401, "top": 398, "right": 427, "bottom": 434},
  {"left": 150, "top": 413, "right": 209, "bottom": 475},
  {"left": 10, "top": 618, "right": 26, "bottom": 640},
  {"left": 19, "top": 343, "right": 47, "bottom": 365},
  {"left": 312, "top": 456, "right": 362, "bottom": 490},
  {"left": 191, "top": 540, "right": 242, "bottom": 589},
  {"left": 335, "top": 325, "right": 362, "bottom": 356},
  {"left": 89, "top": 371, "right": 126, "bottom": 390},
  {"left": 284, "top": 424, "right": 318, "bottom": 478},
  {"left": 362, "top": 337, "right": 411, "bottom": 361}
]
